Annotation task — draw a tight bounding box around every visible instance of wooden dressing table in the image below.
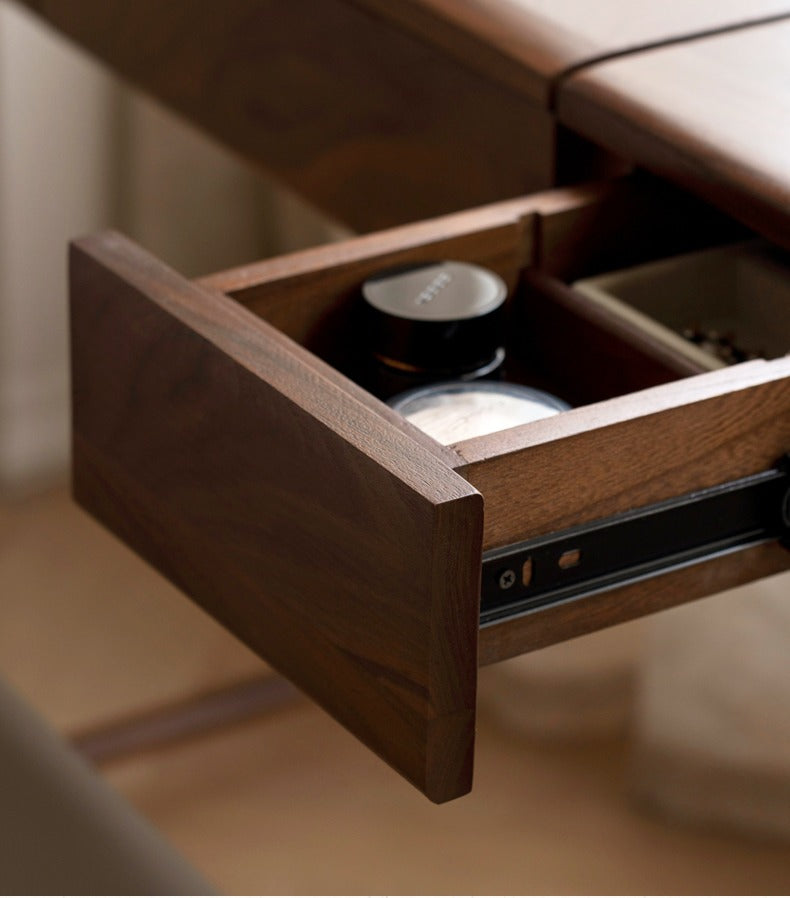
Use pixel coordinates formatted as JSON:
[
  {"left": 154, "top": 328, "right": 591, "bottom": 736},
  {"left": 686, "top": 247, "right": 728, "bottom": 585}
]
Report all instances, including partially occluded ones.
[{"left": 15, "top": 0, "right": 790, "bottom": 802}]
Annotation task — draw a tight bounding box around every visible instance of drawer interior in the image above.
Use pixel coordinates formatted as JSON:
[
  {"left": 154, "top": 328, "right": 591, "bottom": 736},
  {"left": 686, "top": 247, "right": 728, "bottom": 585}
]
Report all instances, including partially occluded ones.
[
  {"left": 201, "top": 173, "right": 790, "bottom": 662},
  {"left": 202, "top": 173, "right": 748, "bottom": 420}
]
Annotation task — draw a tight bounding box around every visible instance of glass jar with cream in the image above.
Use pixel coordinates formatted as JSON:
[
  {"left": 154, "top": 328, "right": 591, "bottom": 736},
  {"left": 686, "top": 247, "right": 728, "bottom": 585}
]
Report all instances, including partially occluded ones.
[{"left": 360, "top": 260, "right": 569, "bottom": 444}]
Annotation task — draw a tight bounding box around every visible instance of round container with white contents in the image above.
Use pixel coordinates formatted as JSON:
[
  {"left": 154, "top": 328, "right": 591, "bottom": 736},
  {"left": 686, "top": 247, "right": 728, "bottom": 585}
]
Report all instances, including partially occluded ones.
[{"left": 388, "top": 381, "right": 569, "bottom": 445}]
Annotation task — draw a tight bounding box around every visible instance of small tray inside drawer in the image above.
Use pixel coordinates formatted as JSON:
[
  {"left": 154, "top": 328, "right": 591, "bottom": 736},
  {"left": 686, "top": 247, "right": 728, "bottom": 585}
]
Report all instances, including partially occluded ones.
[{"left": 572, "top": 241, "right": 790, "bottom": 372}]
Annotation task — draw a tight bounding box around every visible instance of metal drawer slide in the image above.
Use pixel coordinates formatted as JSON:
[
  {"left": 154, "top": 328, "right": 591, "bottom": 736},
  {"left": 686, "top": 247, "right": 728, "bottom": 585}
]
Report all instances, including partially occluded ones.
[{"left": 482, "top": 457, "right": 790, "bottom": 625}]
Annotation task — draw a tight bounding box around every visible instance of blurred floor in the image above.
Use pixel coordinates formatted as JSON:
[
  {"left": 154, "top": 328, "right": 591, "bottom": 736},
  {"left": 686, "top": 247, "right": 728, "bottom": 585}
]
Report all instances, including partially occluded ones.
[
  {"left": 3, "top": 486, "right": 790, "bottom": 894},
  {"left": 0, "top": 485, "right": 265, "bottom": 733}
]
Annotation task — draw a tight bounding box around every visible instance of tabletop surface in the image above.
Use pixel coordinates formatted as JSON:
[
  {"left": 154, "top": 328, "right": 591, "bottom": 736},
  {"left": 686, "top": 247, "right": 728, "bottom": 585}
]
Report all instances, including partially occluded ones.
[
  {"left": 558, "top": 19, "right": 790, "bottom": 250},
  {"left": 359, "top": 0, "right": 790, "bottom": 102}
]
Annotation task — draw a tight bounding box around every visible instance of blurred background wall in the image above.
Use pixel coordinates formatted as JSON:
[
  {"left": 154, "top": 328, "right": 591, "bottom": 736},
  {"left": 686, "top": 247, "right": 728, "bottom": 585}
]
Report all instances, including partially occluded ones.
[{"left": 0, "top": 1, "right": 346, "bottom": 495}]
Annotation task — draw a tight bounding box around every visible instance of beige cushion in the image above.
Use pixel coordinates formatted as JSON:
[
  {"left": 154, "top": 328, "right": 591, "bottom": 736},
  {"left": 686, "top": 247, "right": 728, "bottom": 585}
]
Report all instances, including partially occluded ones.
[{"left": 0, "top": 677, "right": 214, "bottom": 894}]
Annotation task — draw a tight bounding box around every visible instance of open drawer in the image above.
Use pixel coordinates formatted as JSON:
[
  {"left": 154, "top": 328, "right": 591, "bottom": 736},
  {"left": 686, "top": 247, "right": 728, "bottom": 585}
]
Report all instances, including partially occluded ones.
[{"left": 69, "top": 175, "right": 790, "bottom": 803}]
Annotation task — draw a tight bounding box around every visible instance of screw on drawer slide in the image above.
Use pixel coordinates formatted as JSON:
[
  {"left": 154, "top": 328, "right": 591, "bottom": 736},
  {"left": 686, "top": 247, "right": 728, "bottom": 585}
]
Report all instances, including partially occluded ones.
[{"left": 481, "top": 456, "right": 790, "bottom": 626}]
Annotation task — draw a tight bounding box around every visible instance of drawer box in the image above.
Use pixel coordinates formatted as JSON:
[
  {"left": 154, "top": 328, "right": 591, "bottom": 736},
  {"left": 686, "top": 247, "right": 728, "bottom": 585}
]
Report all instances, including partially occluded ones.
[{"left": 69, "top": 176, "right": 790, "bottom": 803}]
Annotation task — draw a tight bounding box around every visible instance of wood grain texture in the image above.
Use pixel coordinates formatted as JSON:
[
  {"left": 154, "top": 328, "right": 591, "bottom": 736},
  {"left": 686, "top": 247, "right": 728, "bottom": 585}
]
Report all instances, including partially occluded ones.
[
  {"left": 17, "top": 0, "right": 556, "bottom": 230},
  {"left": 355, "top": 0, "right": 790, "bottom": 104},
  {"left": 69, "top": 232, "right": 484, "bottom": 803},
  {"left": 456, "top": 358, "right": 790, "bottom": 549},
  {"left": 479, "top": 542, "right": 790, "bottom": 664},
  {"left": 558, "top": 21, "right": 790, "bottom": 251}
]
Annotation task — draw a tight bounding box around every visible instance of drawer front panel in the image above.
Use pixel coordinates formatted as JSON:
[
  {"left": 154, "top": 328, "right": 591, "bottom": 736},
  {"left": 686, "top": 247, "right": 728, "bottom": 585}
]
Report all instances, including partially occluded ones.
[{"left": 69, "top": 233, "right": 483, "bottom": 803}]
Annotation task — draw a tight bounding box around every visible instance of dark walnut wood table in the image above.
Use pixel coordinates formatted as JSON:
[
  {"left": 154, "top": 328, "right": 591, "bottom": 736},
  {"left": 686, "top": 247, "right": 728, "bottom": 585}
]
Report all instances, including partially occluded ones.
[{"left": 14, "top": 0, "right": 790, "bottom": 802}]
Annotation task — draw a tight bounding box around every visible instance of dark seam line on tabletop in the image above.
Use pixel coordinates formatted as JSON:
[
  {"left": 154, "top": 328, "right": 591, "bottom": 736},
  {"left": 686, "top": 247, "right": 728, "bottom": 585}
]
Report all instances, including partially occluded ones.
[{"left": 548, "top": 9, "right": 790, "bottom": 110}]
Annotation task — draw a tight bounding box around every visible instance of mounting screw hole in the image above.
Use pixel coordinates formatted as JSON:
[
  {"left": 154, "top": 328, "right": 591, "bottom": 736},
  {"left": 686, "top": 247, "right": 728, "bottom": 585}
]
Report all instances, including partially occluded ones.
[{"left": 498, "top": 569, "right": 516, "bottom": 590}]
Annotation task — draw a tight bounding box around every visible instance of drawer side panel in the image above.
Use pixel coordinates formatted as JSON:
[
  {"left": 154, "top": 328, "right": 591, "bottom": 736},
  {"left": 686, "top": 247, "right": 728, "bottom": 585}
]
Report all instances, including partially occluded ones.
[{"left": 458, "top": 360, "right": 790, "bottom": 660}]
